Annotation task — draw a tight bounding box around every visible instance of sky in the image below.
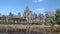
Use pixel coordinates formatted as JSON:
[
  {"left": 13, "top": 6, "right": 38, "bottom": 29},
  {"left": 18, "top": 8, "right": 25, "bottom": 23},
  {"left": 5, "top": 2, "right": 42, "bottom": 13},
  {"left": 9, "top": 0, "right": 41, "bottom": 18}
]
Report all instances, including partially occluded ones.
[{"left": 0, "top": 0, "right": 60, "bottom": 16}]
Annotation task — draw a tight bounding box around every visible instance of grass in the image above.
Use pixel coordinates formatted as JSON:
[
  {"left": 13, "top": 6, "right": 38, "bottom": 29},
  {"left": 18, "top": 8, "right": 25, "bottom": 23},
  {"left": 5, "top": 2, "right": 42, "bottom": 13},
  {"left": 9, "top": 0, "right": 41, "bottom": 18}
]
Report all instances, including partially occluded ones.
[
  {"left": 32, "top": 24, "right": 50, "bottom": 28},
  {"left": 0, "top": 24, "right": 51, "bottom": 28}
]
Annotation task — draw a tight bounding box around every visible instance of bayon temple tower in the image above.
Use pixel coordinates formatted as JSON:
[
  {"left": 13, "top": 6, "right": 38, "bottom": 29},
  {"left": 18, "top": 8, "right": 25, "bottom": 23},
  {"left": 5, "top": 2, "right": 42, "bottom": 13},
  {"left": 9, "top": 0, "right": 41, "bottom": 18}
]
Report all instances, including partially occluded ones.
[
  {"left": 23, "top": 6, "right": 32, "bottom": 23},
  {"left": 23, "top": 6, "right": 46, "bottom": 24}
]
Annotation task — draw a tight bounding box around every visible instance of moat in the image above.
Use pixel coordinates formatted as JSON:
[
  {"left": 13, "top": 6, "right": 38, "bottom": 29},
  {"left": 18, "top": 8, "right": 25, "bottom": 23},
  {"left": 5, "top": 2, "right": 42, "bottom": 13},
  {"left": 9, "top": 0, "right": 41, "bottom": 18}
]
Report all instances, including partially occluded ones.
[
  {"left": 0, "top": 24, "right": 60, "bottom": 34},
  {"left": 0, "top": 25, "right": 48, "bottom": 34}
]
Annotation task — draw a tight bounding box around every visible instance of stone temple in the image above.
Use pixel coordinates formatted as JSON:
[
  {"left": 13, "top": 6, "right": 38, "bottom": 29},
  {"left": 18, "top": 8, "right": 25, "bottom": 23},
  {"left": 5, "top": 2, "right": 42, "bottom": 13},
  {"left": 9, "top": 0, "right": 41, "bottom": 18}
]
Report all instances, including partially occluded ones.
[{"left": 0, "top": 6, "right": 46, "bottom": 24}]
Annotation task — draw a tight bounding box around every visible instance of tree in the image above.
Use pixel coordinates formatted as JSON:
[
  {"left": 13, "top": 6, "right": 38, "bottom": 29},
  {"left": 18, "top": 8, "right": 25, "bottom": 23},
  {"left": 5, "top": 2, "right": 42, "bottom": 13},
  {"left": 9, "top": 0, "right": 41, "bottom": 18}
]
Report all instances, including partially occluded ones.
[
  {"left": 45, "top": 10, "right": 56, "bottom": 34},
  {"left": 46, "top": 17, "right": 53, "bottom": 25},
  {"left": 56, "top": 9, "right": 60, "bottom": 24},
  {"left": 45, "top": 10, "right": 55, "bottom": 25},
  {"left": 45, "top": 10, "right": 55, "bottom": 18}
]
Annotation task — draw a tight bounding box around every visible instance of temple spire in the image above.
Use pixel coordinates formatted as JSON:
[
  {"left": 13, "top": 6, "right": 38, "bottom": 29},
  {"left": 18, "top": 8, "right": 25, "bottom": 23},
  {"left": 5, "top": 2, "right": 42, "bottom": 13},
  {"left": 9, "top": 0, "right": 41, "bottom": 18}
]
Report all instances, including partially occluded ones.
[
  {"left": 18, "top": 12, "right": 21, "bottom": 17},
  {"left": 26, "top": 5, "right": 29, "bottom": 10}
]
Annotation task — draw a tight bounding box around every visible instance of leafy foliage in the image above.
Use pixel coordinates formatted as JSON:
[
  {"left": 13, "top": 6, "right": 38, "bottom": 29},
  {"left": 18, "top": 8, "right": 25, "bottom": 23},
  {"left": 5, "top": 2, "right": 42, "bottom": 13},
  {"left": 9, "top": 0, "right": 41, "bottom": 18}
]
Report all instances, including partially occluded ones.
[
  {"left": 56, "top": 9, "right": 60, "bottom": 24},
  {"left": 47, "top": 18, "right": 53, "bottom": 23},
  {"left": 46, "top": 10, "right": 55, "bottom": 23}
]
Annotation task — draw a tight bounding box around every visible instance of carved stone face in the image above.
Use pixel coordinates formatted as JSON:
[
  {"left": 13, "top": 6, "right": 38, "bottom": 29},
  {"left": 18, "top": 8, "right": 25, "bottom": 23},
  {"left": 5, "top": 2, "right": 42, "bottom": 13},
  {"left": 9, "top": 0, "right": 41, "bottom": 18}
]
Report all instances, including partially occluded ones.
[{"left": 23, "top": 6, "right": 32, "bottom": 19}]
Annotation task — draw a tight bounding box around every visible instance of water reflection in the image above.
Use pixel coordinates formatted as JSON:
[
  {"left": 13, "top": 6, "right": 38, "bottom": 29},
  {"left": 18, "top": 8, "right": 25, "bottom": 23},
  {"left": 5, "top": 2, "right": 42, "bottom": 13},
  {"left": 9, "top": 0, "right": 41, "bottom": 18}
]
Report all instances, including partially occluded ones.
[
  {"left": 0, "top": 30, "right": 41, "bottom": 34},
  {"left": 0, "top": 27, "right": 48, "bottom": 34}
]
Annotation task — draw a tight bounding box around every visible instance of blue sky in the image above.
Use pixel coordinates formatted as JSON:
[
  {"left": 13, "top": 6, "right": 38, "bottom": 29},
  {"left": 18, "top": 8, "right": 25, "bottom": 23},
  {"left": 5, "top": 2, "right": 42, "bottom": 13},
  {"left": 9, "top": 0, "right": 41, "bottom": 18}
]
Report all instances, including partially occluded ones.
[{"left": 0, "top": 0, "right": 60, "bottom": 15}]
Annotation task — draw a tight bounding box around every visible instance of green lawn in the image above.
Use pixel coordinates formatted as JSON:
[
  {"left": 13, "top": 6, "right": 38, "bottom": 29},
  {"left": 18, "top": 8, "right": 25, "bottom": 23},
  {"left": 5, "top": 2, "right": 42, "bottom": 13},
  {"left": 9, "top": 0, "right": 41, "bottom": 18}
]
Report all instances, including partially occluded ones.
[{"left": 0, "top": 24, "right": 50, "bottom": 28}]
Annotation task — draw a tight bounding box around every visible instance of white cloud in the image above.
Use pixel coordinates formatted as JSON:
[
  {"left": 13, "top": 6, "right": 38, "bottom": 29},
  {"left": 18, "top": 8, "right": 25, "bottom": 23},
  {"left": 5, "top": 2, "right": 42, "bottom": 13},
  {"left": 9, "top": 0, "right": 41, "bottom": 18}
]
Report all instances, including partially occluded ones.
[
  {"left": 35, "top": 8, "right": 45, "bottom": 11},
  {"left": 32, "top": 0, "right": 43, "bottom": 3},
  {"left": 33, "top": 8, "right": 45, "bottom": 14}
]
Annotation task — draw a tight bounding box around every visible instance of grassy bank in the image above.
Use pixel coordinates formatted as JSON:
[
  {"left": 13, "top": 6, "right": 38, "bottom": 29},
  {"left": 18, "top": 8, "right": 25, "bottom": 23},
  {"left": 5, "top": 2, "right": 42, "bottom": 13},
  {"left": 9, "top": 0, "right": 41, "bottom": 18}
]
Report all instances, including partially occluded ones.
[{"left": 0, "top": 24, "right": 50, "bottom": 28}]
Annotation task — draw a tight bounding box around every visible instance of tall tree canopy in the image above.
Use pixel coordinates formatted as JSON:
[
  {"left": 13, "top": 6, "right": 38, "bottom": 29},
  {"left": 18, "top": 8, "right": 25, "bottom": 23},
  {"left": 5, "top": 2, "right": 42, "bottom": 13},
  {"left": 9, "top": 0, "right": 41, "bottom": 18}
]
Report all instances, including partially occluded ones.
[
  {"left": 45, "top": 10, "right": 55, "bottom": 25},
  {"left": 56, "top": 9, "right": 60, "bottom": 24},
  {"left": 45, "top": 10, "right": 55, "bottom": 18}
]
